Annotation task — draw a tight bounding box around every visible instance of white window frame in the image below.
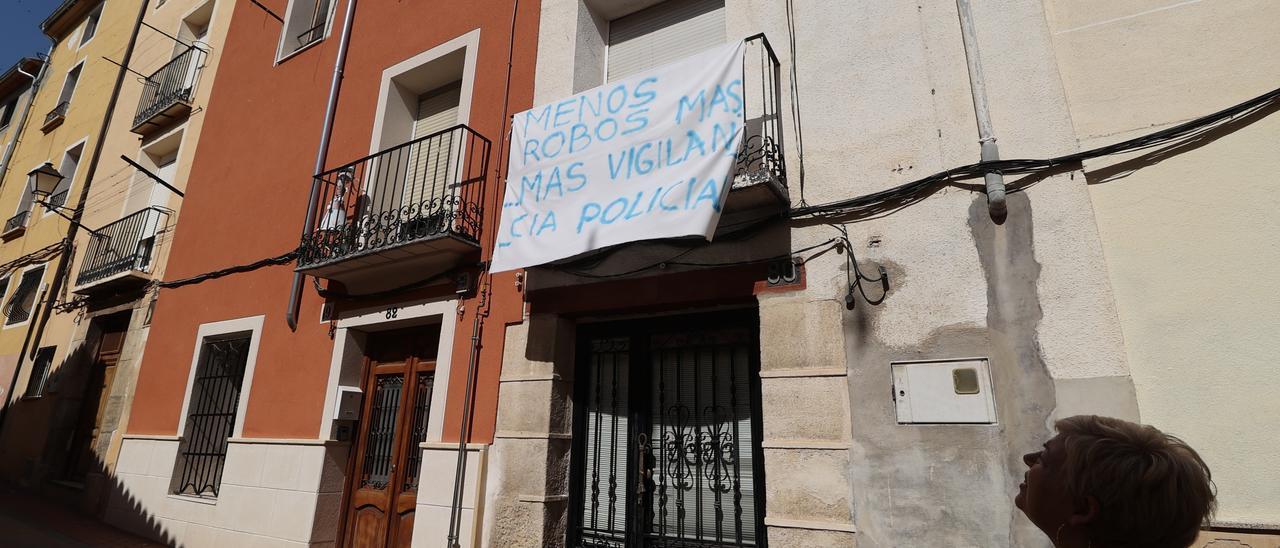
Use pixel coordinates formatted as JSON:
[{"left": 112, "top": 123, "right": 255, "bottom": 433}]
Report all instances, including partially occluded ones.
[
  {"left": 0, "top": 96, "right": 19, "bottom": 131},
  {"left": 319, "top": 297, "right": 458, "bottom": 442},
  {"left": 177, "top": 0, "right": 217, "bottom": 52},
  {"left": 10, "top": 160, "right": 44, "bottom": 222},
  {"left": 123, "top": 127, "right": 186, "bottom": 217},
  {"left": 2, "top": 263, "right": 47, "bottom": 330},
  {"left": 174, "top": 315, "right": 265, "bottom": 440},
  {"left": 57, "top": 62, "right": 84, "bottom": 109},
  {"left": 275, "top": 0, "right": 339, "bottom": 64},
  {"left": 369, "top": 29, "right": 480, "bottom": 155},
  {"left": 44, "top": 137, "right": 87, "bottom": 218},
  {"left": 78, "top": 2, "right": 105, "bottom": 50}
]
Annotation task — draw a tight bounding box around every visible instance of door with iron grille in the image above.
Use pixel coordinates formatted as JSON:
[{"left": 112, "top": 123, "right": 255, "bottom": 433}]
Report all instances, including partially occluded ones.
[
  {"left": 570, "top": 311, "right": 766, "bottom": 548},
  {"left": 343, "top": 326, "right": 437, "bottom": 548}
]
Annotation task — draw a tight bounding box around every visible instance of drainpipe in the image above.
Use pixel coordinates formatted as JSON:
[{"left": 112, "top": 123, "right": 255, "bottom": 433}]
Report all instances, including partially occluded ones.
[
  {"left": 285, "top": 0, "right": 357, "bottom": 330},
  {"left": 447, "top": 1, "right": 520, "bottom": 543},
  {"left": 956, "top": 0, "right": 1006, "bottom": 220},
  {"left": 0, "top": 52, "right": 53, "bottom": 187},
  {"left": 447, "top": 306, "right": 483, "bottom": 548},
  {"left": 28, "top": 0, "right": 152, "bottom": 365}
]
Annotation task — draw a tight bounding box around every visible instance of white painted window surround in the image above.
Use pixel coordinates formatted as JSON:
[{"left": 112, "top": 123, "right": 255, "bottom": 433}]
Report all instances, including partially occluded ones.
[
  {"left": 175, "top": 315, "right": 265, "bottom": 439},
  {"left": 57, "top": 63, "right": 83, "bottom": 107},
  {"left": 44, "top": 138, "right": 85, "bottom": 217},
  {"left": 78, "top": 3, "right": 104, "bottom": 49},
  {"left": 276, "top": 0, "right": 338, "bottom": 61},
  {"left": 320, "top": 297, "right": 459, "bottom": 443},
  {"left": 2, "top": 264, "right": 47, "bottom": 329},
  {"left": 369, "top": 29, "right": 480, "bottom": 155}
]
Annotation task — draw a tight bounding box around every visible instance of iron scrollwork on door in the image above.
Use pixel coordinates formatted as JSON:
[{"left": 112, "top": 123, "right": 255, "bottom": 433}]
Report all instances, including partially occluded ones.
[{"left": 574, "top": 322, "right": 762, "bottom": 548}]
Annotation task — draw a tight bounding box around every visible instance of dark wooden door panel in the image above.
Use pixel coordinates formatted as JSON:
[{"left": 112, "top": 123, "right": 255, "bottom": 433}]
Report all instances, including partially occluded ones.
[
  {"left": 342, "top": 325, "right": 440, "bottom": 548},
  {"left": 351, "top": 505, "right": 388, "bottom": 548},
  {"left": 65, "top": 314, "right": 130, "bottom": 482}
]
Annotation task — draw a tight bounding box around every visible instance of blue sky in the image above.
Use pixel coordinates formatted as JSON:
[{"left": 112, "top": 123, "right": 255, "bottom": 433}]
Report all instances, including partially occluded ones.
[{"left": 0, "top": 0, "right": 65, "bottom": 68}]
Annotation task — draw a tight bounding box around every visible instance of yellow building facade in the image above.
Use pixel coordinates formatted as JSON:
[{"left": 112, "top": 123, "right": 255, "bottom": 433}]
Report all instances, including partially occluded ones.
[
  {"left": 0, "top": 0, "right": 145, "bottom": 491},
  {"left": 0, "top": 0, "right": 232, "bottom": 516}
]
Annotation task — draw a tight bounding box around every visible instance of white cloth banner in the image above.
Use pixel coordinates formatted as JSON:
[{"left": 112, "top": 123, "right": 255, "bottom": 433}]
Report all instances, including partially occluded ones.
[{"left": 490, "top": 41, "right": 746, "bottom": 272}]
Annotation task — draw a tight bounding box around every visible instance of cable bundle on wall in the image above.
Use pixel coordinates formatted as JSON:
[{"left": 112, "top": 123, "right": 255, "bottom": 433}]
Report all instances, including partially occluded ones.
[{"left": 789, "top": 85, "right": 1280, "bottom": 220}]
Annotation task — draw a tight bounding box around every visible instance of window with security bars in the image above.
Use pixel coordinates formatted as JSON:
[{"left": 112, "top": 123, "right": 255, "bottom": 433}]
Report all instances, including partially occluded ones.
[
  {"left": 4, "top": 265, "right": 45, "bottom": 325},
  {"left": 172, "top": 336, "right": 250, "bottom": 498},
  {"left": 23, "top": 347, "right": 55, "bottom": 398}
]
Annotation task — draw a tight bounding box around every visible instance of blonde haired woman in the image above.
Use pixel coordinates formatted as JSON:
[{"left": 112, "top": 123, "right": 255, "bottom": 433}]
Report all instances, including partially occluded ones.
[{"left": 1016, "top": 415, "right": 1216, "bottom": 547}]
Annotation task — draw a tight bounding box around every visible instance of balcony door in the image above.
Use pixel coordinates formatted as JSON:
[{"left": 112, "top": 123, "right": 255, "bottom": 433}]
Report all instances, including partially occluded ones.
[
  {"left": 570, "top": 312, "right": 766, "bottom": 548},
  {"left": 343, "top": 326, "right": 438, "bottom": 548},
  {"left": 149, "top": 151, "right": 179, "bottom": 209},
  {"left": 402, "top": 82, "right": 461, "bottom": 228}
]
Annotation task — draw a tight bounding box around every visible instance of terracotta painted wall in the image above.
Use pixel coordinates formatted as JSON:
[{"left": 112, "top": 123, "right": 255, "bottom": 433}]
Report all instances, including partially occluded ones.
[{"left": 127, "top": 0, "right": 538, "bottom": 443}]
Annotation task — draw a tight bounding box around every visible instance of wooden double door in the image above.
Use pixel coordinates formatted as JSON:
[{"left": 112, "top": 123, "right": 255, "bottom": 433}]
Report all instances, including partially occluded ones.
[
  {"left": 64, "top": 313, "right": 130, "bottom": 482},
  {"left": 343, "top": 326, "right": 439, "bottom": 548}
]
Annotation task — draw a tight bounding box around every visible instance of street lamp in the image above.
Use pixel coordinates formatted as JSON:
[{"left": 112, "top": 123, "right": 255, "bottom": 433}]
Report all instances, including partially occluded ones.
[{"left": 27, "top": 162, "right": 65, "bottom": 197}]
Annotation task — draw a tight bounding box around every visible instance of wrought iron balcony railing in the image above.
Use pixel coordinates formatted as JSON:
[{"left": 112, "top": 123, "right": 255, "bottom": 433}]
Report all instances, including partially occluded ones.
[
  {"left": 2, "top": 210, "right": 29, "bottom": 235},
  {"left": 43, "top": 101, "right": 69, "bottom": 130},
  {"left": 47, "top": 190, "right": 69, "bottom": 209},
  {"left": 76, "top": 207, "right": 167, "bottom": 287},
  {"left": 297, "top": 124, "right": 491, "bottom": 270},
  {"left": 734, "top": 34, "right": 788, "bottom": 192},
  {"left": 133, "top": 46, "right": 205, "bottom": 130}
]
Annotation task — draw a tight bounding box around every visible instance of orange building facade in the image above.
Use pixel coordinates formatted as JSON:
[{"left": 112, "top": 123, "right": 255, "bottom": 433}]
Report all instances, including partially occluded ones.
[{"left": 110, "top": 0, "right": 537, "bottom": 545}]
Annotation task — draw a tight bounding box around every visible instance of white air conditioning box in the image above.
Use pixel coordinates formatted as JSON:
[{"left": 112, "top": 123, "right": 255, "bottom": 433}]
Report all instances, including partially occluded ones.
[{"left": 893, "top": 357, "right": 997, "bottom": 424}]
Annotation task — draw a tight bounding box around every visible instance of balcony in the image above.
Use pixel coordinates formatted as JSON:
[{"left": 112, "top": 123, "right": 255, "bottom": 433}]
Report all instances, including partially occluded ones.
[
  {"left": 46, "top": 190, "right": 69, "bottom": 209},
  {"left": 42, "top": 101, "right": 68, "bottom": 132},
  {"left": 297, "top": 125, "right": 491, "bottom": 289},
  {"left": 2, "top": 210, "right": 29, "bottom": 238},
  {"left": 73, "top": 207, "right": 168, "bottom": 294},
  {"left": 724, "top": 34, "right": 789, "bottom": 212},
  {"left": 131, "top": 46, "right": 205, "bottom": 136}
]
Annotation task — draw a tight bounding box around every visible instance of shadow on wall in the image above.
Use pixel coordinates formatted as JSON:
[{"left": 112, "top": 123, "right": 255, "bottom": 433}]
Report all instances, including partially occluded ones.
[
  {"left": 1084, "top": 99, "right": 1279, "bottom": 186},
  {"left": 0, "top": 334, "right": 177, "bottom": 546}
]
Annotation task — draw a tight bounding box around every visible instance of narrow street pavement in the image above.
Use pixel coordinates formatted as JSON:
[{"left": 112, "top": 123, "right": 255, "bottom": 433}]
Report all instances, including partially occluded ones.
[{"left": 0, "top": 487, "right": 164, "bottom": 548}]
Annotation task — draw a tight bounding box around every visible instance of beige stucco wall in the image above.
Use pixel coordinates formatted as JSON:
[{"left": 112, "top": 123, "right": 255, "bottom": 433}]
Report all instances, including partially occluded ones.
[
  {"left": 1045, "top": 0, "right": 1280, "bottom": 528},
  {"left": 67, "top": 0, "right": 237, "bottom": 482},
  {"left": 71, "top": 0, "right": 235, "bottom": 288}
]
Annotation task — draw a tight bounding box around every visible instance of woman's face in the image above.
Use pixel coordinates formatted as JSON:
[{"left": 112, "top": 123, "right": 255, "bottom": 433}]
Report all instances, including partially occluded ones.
[{"left": 1016, "top": 434, "right": 1076, "bottom": 534}]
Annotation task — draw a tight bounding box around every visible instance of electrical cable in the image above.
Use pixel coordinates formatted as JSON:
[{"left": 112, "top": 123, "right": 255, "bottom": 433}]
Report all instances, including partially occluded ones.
[
  {"left": 790, "top": 85, "right": 1280, "bottom": 219},
  {"left": 146, "top": 78, "right": 1280, "bottom": 303},
  {"left": 0, "top": 242, "right": 64, "bottom": 278},
  {"left": 157, "top": 249, "right": 298, "bottom": 289},
  {"left": 784, "top": 0, "right": 808, "bottom": 206},
  {"left": 560, "top": 236, "right": 839, "bottom": 280}
]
